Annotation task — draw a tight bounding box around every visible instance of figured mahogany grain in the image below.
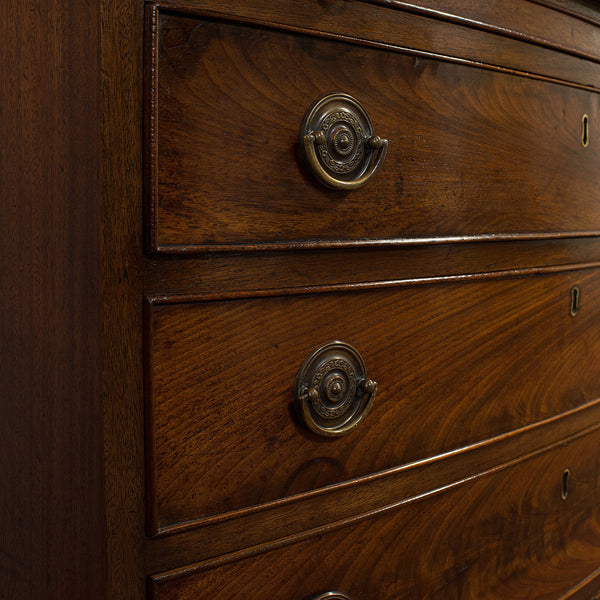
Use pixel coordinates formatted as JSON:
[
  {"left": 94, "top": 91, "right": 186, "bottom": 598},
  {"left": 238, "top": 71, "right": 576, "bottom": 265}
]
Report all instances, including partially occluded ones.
[
  {"left": 149, "top": 11, "right": 600, "bottom": 251},
  {"left": 5, "top": 0, "right": 600, "bottom": 596},
  {"left": 145, "top": 400, "right": 600, "bottom": 570},
  {"left": 151, "top": 0, "right": 600, "bottom": 89},
  {"left": 146, "top": 269, "right": 600, "bottom": 533},
  {"left": 149, "top": 426, "right": 600, "bottom": 599}
]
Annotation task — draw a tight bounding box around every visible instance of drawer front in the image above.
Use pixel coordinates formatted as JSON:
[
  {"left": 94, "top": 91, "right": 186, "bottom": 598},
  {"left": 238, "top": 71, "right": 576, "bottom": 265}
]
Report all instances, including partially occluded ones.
[
  {"left": 146, "top": 9, "right": 600, "bottom": 252},
  {"left": 149, "top": 425, "right": 600, "bottom": 599},
  {"left": 145, "top": 270, "right": 600, "bottom": 533}
]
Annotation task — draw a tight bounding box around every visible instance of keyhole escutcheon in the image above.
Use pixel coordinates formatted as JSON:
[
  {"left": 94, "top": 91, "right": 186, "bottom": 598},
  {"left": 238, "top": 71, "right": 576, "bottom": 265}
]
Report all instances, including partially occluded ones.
[
  {"left": 571, "top": 286, "right": 580, "bottom": 316},
  {"left": 582, "top": 114, "right": 589, "bottom": 147},
  {"left": 562, "top": 469, "right": 570, "bottom": 500}
]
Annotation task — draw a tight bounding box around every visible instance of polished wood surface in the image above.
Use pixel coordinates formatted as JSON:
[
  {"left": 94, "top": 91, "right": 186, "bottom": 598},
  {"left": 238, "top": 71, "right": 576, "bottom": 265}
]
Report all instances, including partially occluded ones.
[
  {"left": 144, "top": 238, "right": 600, "bottom": 300},
  {"left": 149, "top": 10, "right": 600, "bottom": 251},
  {"left": 4, "top": 0, "right": 600, "bottom": 597},
  {"left": 101, "top": 0, "right": 147, "bottom": 595},
  {"left": 151, "top": 0, "right": 600, "bottom": 90},
  {"left": 149, "top": 426, "right": 600, "bottom": 599},
  {"left": 0, "top": 0, "right": 105, "bottom": 597},
  {"left": 368, "top": 0, "right": 600, "bottom": 61},
  {"left": 145, "top": 400, "right": 600, "bottom": 571},
  {"left": 143, "top": 1, "right": 600, "bottom": 592},
  {"left": 559, "top": 568, "right": 600, "bottom": 600},
  {"left": 147, "top": 270, "right": 600, "bottom": 533},
  {"left": 532, "top": 0, "right": 600, "bottom": 25}
]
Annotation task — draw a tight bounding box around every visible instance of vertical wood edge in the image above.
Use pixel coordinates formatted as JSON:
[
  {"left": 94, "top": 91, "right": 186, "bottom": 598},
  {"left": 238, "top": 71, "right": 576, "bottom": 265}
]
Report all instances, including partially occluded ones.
[
  {"left": 101, "top": 0, "right": 147, "bottom": 595},
  {"left": 144, "top": 299, "right": 160, "bottom": 537}
]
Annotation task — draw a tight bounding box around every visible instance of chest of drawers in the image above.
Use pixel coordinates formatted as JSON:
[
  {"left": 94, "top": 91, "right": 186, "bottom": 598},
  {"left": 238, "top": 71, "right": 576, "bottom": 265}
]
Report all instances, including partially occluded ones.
[{"left": 4, "top": 0, "right": 600, "bottom": 598}]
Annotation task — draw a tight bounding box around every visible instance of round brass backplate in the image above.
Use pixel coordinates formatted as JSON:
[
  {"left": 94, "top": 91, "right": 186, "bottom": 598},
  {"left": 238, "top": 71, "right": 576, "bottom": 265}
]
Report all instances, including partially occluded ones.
[
  {"left": 294, "top": 341, "right": 377, "bottom": 437},
  {"left": 300, "top": 93, "right": 387, "bottom": 190}
]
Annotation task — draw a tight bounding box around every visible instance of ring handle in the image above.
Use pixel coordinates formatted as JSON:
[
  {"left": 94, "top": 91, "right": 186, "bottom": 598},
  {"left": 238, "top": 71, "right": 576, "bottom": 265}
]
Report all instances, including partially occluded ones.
[
  {"left": 311, "top": 594, "right": 352, "bottom": 600},
  {"left": 294, "top": 341, "right": 377, "bottom": 437},
  {"left": 303, "top": 132, "right": 388, "bottom": 190},
  {"left": 300, "top": 93, "right": 388, "bottom": 190}
]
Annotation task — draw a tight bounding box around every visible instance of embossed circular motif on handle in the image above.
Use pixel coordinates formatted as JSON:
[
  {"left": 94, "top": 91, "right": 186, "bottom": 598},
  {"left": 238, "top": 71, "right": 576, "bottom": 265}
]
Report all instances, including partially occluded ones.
[
  {"left": 333, "top": 128, "right": 354, "bottom": 156},
  {"left": 317, "top": 110, "right": 364, "bottom": 174},
  {"left": 310, "top": 357, "right": 357, "bottom": 418}
]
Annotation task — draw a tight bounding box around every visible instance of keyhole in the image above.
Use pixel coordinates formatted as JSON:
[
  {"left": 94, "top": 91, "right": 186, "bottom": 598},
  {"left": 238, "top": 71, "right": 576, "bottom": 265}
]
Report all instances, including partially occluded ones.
[
  {"left": 571, "top": 286, "right": 580, "bottom": 316},
  {"left": 582, "top": 114, "right": 589, "bottom": 147},
  {"left": 562, "top": 469, "right": 570, "bottom": 500}
]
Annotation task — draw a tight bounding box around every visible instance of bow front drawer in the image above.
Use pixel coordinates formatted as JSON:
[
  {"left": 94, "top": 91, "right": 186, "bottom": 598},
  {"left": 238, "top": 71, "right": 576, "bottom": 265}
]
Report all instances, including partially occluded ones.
[
  {"left": 145, "top": 270, "right": 600, "bottom": 535},
  {"left": 146, "top": 8, "right": 600, "bottom": 252},
  {"left": 148, "top": 424, "right": 600, "bottom": 599}
]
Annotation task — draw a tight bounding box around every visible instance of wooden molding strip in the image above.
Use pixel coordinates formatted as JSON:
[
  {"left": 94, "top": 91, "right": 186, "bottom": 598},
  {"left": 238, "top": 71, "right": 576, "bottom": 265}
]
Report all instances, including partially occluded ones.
[
  {"left": 145, "top": 261, "right": 600, "bottom": 305},
  {"left": 153, "top": 231, "right": 600, "bottom": 255}
]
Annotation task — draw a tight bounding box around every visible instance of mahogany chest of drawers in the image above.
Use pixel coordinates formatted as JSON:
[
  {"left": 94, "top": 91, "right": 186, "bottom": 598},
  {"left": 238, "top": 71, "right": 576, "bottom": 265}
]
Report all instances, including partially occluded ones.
[{"left": 4, "top": 0, "right": 600, "bottom": 598}]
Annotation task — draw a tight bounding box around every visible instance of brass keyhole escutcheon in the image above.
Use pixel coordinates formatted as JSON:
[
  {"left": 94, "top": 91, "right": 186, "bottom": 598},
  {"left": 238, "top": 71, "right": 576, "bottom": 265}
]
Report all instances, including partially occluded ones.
[
  {"left": 582, "top": 114, "right": 589, "bottom": 148},
  {"left": 562, "top": 469, "right": 570, "bottom": 500},
  {"left": 570, "top": 286, "right": 580, "bottom": 316}
]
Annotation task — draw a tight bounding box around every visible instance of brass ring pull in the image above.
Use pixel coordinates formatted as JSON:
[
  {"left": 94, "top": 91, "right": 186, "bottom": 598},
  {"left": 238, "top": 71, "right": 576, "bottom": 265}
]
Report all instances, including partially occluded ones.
[
  {"left": 311, "top": 594, "right": 352, "bottom": 600},
  {"left": 301, "top": 93, "right": 388, "bottom": 190},
  {"left": 294, "top": 341, "right": 377, "bottom": 437}
]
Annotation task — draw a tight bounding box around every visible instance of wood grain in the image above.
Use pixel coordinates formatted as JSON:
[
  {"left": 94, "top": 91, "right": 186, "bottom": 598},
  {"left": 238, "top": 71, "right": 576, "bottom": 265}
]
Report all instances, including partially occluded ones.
[
  {"left": 146, "top": 269, "right": 600, "bottom": 533},
  {"left": 149, "top": 426, "right": 600, "bottom": 599},
  {"left": 5, "top": 0, "right": 600, "bottom": 596},
  {"left": 101, "top": 0, "right": 147, "bottom": 596},
  {"left": 149, "top": 11, "right": 600, "bottom": 251},
  {"left": 145, "top": 399, "right": 600, "bottom": 570},
  {"left": 531, "top": 0, "right": 600, "bottom": 26},
  {"left": 151, "top": 0, "right": 600, "bottom": 89},
  {"left": 0, "top": 0, "right": 105, "bottom": 597},
  {"left": 559, "top": 567, "right": 600, "bottom": 600},
  {"left": 144, "top": 237, "right": 600, "bottom": 301},
  {"left": 365, "top": 0, "right": 600, "bottom": 62}
]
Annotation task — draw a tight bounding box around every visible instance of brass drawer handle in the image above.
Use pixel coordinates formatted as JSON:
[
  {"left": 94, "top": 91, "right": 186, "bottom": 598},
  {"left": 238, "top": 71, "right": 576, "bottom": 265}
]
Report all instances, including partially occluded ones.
[
  {"left": 301, "top": 93, "right": 388, "bottom": 190},
  {"left": 294, "top": 341, "right": 377, "bottom": 437},
  {"left": 311, "top": 594, "right": 352, "bottom": 600}
]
